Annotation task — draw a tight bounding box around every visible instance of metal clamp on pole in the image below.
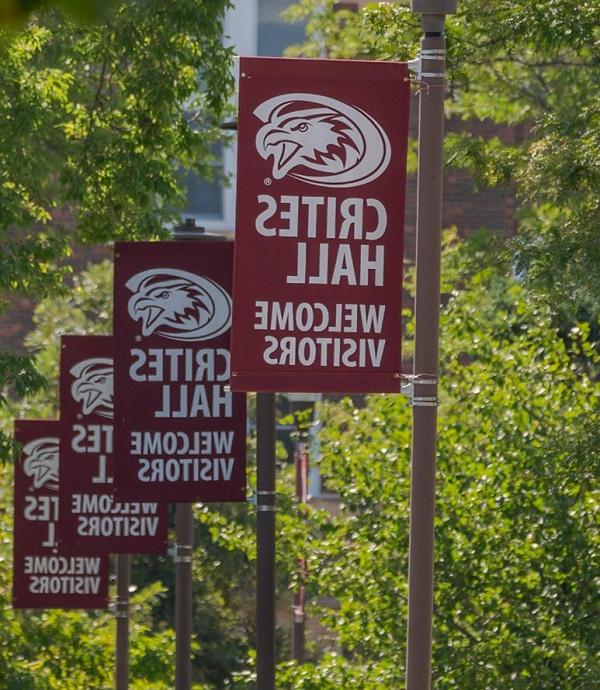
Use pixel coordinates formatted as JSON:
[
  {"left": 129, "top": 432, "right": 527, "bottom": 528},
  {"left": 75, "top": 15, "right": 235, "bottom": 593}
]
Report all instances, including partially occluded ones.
[
  {"left": 173, "top": 543, "right": 193, "bottom": 564},
  {"left": 292, "top": 605, "right": 305, "bottom": 624},
  {"left": 408, "top": 49, "right": 447, "bottom": 80},
  {"left": 256, "top": 489, "right": 276, "bottom": 513},
  {"left": 401, "top": 376, "right": 439, "bottom": 407},
  {"left": 115, "top": 597, "right": 129, "bottom": 619}
]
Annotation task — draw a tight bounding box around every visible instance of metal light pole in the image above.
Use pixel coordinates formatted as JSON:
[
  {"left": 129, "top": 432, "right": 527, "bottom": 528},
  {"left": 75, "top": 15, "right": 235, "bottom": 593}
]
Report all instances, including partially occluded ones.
[
  {"left": 406, "top": 3, "right": 456, "bottom": 690},
  {"left": 174, "top": 503, "right": 193, "bottom": 690},
  {"left": 115, "top": 554, "right": 131, "bottom": 690},
  {"left": 292, "top": 439, "right": 308, "bottom": 663},
  {"left": 256, "top": 392, "right": 276, "bottom": 690},
  {"left": 172, "top": 219, "right": 229, "bottom": 690}
]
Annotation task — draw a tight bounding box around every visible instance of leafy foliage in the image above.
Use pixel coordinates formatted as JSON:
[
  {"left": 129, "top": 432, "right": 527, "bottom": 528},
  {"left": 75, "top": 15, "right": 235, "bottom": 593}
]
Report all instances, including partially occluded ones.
[
  {"left": 0, "top": 0, "right": 115, "bottom": 25},
  {"left": 447, "top": 1, "right": 600, "bottom": 318},
  {"left": 0, "top": 1, "right": 234, "bottom": 456},
  {"left": 241, "top": 234, "right": 600, "bottom": 689},
  {"left": 0, "top": 2, "right": 233, "bottom": 242},
  {"left": 0, "top": 351, "right": 46, "bottom": 458}
]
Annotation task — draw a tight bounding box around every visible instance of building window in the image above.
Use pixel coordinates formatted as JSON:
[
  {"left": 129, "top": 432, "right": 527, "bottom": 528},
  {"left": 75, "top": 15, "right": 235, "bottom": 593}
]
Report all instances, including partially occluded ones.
[
  {"left": 183, "top": 143, "right": 224, "bottom": 221},
  {"left": 258, "top": 0, "right": 307, "bottom": 56},
  {"left": 182, "top": 1, "right": 306, "bottom": 232}
]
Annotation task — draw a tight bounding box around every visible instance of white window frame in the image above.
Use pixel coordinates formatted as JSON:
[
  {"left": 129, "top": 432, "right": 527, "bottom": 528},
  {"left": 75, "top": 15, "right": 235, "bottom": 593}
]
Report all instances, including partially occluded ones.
[{"left": 184, "top": 1, "right": 259, "bottom": 235}]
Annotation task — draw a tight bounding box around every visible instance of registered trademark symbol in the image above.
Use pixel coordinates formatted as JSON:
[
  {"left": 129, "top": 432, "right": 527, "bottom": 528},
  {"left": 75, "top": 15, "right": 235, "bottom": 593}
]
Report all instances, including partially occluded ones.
[
  {"left": 135, "top": 335, "right": 142, "bottom": 342},
  {"left": 264, "top": 177, "right": 272, "bottom": 186}
]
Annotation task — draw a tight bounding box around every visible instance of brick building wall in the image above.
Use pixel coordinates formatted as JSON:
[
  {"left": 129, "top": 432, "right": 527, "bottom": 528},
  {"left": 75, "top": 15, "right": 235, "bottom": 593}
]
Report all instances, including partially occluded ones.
[{"left": 0, "top": 244, "right": 111, "bottom": 353}]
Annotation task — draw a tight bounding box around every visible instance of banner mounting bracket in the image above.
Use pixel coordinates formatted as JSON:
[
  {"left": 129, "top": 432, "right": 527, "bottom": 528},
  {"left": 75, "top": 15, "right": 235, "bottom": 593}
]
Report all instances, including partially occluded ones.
[{"left": 400, "top": 375, "right": 439, "bottom": 407}]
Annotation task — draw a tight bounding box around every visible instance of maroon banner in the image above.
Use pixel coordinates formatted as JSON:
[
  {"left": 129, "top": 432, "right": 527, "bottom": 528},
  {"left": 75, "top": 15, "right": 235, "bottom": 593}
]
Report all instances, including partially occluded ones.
[
  {"left": 230, "top": 57, "right": 410, "bottom": 393},
  {"left": 59, "top": 335, "right": 168, "bottom": 554},
  {"left": 113, "top": 241, "right": 246, "bottom": 502},
  {"left": 13, "top": 420, "right": 109, "bottom": 609}
]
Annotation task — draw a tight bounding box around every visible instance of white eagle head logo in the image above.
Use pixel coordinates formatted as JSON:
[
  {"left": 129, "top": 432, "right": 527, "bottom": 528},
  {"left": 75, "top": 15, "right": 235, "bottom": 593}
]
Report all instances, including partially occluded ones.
[
  {"left": 22, "top": 437, "right": 59, "bottom": 491},
  {"left": 126, "top": 268, "right": 232, "bottom": 341},
  {"left": 70, "top": 358, "right": 114, "bottom": 419},
  {"left": 254, "top": 92, "right": 391, "bottom": 188}
]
